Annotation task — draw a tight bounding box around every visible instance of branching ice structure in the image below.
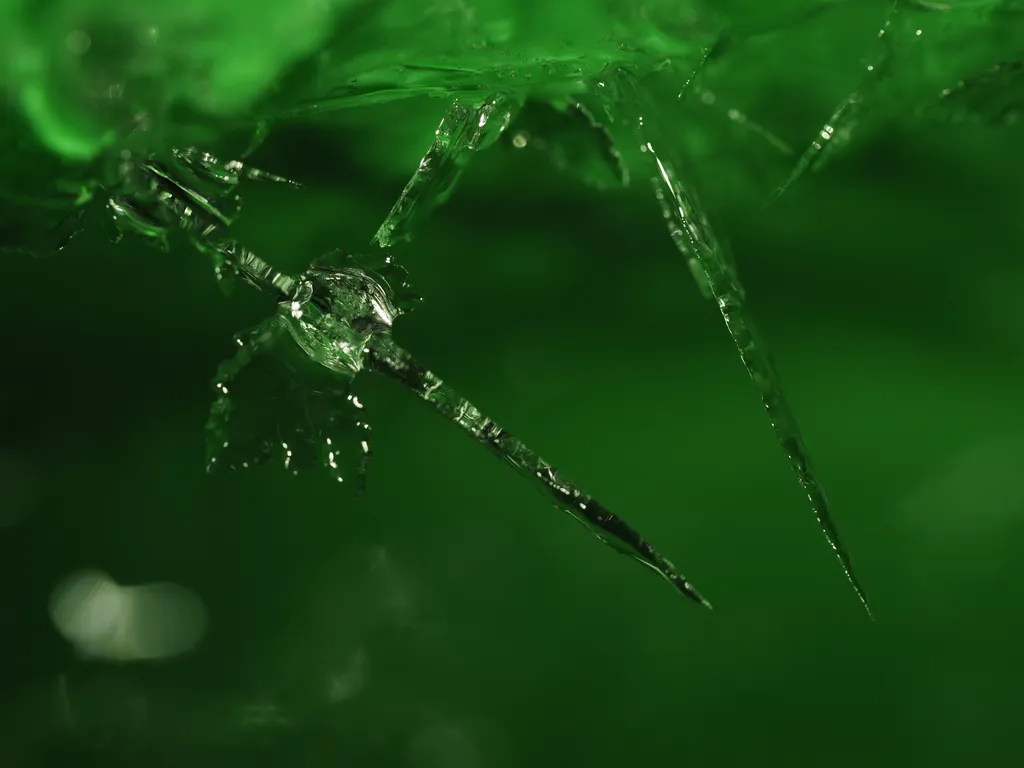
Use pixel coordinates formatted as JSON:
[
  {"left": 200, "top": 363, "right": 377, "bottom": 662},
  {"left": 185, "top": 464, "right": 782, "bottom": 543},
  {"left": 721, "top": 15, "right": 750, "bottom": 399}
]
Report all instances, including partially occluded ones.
[
  {"left": 100, "top": 71, "right": 876, "bottom": 611},
  {"left": 41, "top": 0, "right": 1024, "bottom": 612},
  {"left": 107, "top": 148, "right": 712, "bottom": 607},
  {"left": 372, "top": 71, "right": 871, "bottom": 612}
]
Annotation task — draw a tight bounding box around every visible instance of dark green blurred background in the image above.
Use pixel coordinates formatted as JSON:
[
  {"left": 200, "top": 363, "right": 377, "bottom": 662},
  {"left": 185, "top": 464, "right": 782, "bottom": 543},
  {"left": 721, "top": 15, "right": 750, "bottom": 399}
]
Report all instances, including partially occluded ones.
[{"left": 2, "top": 1, "right": 1024, "bottom": 765}]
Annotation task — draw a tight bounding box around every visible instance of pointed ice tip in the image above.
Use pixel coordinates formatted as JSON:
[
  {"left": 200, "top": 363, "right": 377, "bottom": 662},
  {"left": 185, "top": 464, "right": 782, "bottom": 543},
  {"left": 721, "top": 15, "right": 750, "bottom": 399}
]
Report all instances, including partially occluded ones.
[
  {"left": 853, "top": 584, "right": 874, "bottom": 621},
  {"left": 673, "top": 577, "right": 712, "bottom": 610},
  {"left": 839, "top": 561, "right": 873, "bottom": 620},
  {"left": 684, "top": 582, "right": 712, "bottom": 610}
]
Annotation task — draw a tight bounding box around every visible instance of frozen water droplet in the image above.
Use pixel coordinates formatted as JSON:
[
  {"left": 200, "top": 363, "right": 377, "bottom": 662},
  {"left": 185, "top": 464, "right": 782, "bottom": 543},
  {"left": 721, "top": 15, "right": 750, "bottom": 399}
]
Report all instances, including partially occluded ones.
[
  {"left": 207, "top": 250, "right": 417, "bottom": 488},
  {"left": 285, "top": 249, "right": 421, "bottom": 376}
]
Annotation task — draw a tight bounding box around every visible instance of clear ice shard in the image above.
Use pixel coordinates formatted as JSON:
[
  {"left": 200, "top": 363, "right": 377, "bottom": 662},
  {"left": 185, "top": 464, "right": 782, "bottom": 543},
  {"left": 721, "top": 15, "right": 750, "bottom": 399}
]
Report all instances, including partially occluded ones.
[
  {"left": 95, "top": 81, "right": 871, "bottom": 611},
  {"left": 365, "top": 335, "right": 710, "bottom": 607},
  {"left": 589, "top": 69, "right": 871, "bottom": 615},
  {"left": 211, "top": 243, "right": 710, "bottom": 607},
  {"left": 771, "top": 3, "right": 901, "bottom": 200},
  {"left": 373, "top": 93, "right": 521, "bottom": 247},
  {"left": 769, "top": 0, "right": 1021, "bottom": 197},
  {"left": 106, "top": 146, "right": 299, "bottom": 252},
  {"left": 101, "top": 144, "right": 707, "bottom": 604},
  {"left": 923, "top": 60, "right": 1024, "bottom": 125}
]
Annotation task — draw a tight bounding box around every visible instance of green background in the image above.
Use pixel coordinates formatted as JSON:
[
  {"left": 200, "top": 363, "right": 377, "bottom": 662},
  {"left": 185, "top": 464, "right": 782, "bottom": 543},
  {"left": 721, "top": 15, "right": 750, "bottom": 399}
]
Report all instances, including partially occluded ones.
[{"left": 2, "top": 1, "right": 1024, "bottom": 765}]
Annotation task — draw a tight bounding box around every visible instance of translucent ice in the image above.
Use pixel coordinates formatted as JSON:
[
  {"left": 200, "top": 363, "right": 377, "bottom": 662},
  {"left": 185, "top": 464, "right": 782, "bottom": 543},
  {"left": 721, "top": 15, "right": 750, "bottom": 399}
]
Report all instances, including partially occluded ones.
[
  {"left": 208, "top": 244, "right": 710, "bottom": 606},
  {"left": 775, "top": 0, "right": 1024, "bottom": 196},
  {"left": 589, "top": 69, "right": 870, "bottom": 613},
  {"left": 923, "top": 60, "right": 1024, "bottom": 125},
  {"left": 206, "top": 248, "right": 416, "bottom": 486},
  {"left": 374, "top": 93, "right": 521, "bottom": 247}
]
